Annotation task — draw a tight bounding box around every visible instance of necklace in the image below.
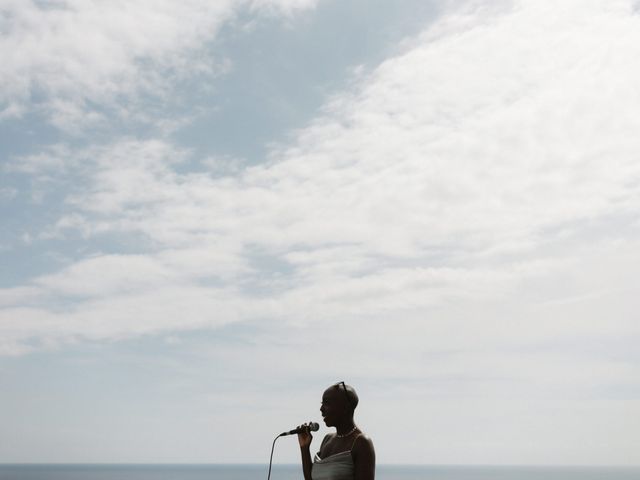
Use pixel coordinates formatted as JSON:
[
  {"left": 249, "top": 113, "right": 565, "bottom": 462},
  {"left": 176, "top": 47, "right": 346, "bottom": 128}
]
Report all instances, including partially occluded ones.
[{"left": 336, "top": 425, "right": 358, "bottom": 438}]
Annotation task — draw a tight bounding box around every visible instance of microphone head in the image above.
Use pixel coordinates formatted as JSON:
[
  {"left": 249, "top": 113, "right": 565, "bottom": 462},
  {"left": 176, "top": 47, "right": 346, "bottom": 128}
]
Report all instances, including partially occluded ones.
[{"left": 309, "top": 422, "right": 320, "bottom": 432}]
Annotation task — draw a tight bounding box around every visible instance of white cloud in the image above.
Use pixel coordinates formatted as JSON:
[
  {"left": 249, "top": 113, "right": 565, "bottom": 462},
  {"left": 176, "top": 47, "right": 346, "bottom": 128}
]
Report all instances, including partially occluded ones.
[
  {"left": 0, "top": 0, "right": 320, "bottom": 131},
  {"left": 0, "top": 186, "right": 18, "bottom": 200},
  {"left": 5, "top": 0, "right": 640, "bottom": 351},
  {"left": 250, "top": 0, "right": 319, "bottom": 16}
]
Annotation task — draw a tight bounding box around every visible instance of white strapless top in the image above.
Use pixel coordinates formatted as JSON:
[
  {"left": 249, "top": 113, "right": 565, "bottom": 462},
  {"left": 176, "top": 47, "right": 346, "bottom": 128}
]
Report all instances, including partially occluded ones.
[
  {"left": 312, "top": 432, "right": 364, "bottom": 480},
  {"left": 311, "top": 451, "right": 354, "bottom": 480}
]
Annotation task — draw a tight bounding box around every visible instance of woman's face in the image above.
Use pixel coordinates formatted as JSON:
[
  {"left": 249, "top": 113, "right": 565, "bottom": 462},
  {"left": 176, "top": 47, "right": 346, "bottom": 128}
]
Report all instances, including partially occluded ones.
[{"left": 320, "top": 387, "right": 347, "bottom": 427}]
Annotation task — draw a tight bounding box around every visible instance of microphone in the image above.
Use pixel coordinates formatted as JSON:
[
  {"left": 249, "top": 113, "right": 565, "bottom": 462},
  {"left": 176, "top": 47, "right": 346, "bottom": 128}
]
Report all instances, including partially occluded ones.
[{"left": 280, "top": 422, "right": 320, "bottom": 436}]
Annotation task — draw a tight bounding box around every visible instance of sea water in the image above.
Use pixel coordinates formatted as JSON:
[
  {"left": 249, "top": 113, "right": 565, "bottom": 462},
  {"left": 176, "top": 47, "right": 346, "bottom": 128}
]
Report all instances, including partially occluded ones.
[{"left": 0, "top": 465, "right": 638, "bottom": 480}]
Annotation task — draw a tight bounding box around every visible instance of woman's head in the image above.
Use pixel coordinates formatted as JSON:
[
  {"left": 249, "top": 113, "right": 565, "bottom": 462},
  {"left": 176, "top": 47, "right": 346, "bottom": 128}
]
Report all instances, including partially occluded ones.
[{"left": 320, "top": 382, "right": 359, "bottom": 427}]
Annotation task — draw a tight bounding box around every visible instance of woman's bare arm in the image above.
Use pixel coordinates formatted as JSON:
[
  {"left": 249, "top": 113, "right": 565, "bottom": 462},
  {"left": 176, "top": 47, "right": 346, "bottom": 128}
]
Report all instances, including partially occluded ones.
[{"left": 353, "top": 435, "right": 375, "bottom": 480}]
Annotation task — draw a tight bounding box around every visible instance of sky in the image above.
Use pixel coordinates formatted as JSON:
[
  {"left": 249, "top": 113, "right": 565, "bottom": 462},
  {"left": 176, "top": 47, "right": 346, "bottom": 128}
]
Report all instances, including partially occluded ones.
[{"left": 1, "top": 0, "right": 639, "bottom": 466}]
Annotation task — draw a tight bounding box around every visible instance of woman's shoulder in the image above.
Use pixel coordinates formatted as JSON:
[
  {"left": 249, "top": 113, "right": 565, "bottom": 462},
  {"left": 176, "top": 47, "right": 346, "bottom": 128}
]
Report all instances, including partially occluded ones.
[
  {"left": 353, "top": 429, "right": 372, "bottom": 442},
  {"left": 351, "top": 431, "right": 375, "bottom": 455}
]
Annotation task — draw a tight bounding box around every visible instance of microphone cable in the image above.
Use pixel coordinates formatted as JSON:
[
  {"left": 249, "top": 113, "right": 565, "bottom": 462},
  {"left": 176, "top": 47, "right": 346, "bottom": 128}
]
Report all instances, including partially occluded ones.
[{"left": 267, "top": 433, "right": 284, "bottom": 480}]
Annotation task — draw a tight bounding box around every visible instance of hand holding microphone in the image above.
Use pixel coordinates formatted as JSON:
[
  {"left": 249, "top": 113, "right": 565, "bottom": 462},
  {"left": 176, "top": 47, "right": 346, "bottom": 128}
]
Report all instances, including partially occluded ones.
[{"left": 279, "top": 421, "right": 319, "bottom": 449}]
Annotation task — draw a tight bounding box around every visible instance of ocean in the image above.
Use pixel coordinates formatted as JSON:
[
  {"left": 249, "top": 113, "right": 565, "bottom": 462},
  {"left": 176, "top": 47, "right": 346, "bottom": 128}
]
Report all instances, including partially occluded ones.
[{"left": 0, "top": 465, "right": 638, "bottom": 480}]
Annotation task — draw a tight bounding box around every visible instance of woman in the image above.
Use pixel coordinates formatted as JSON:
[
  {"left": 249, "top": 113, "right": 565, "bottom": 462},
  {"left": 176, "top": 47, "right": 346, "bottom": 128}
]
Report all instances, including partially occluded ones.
[{"left": 297, "top": 382, "right": 375, "bottom": 480}]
